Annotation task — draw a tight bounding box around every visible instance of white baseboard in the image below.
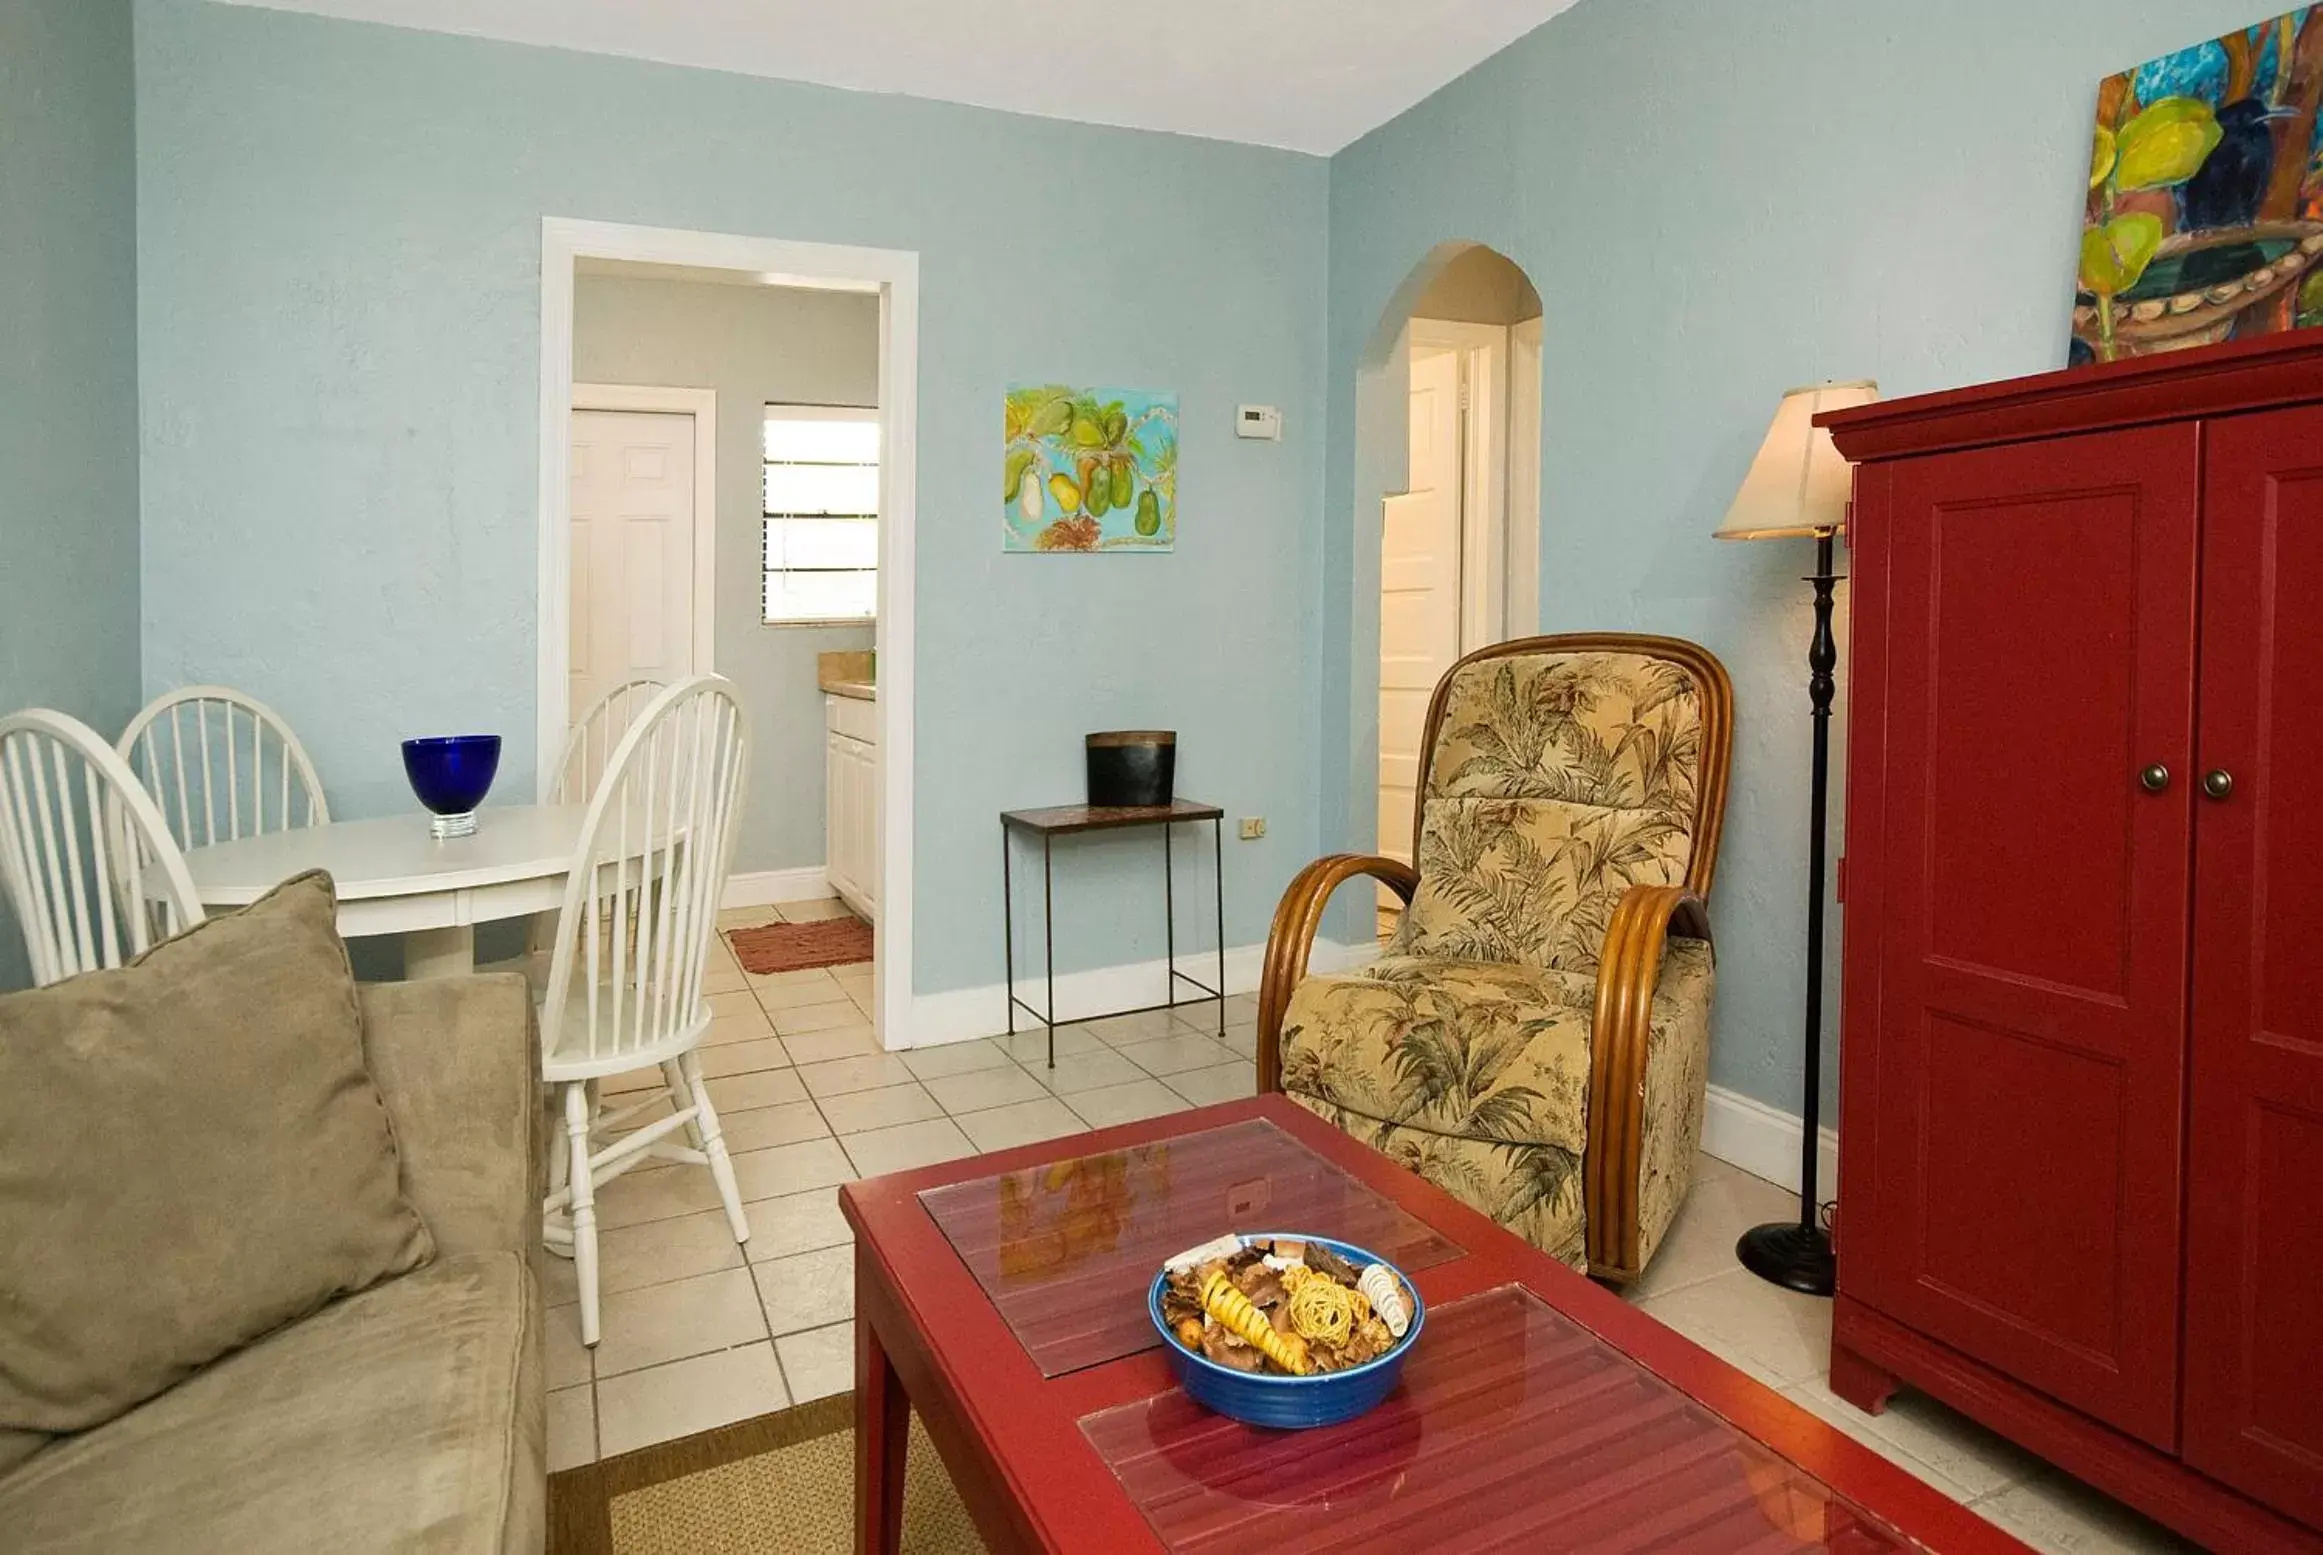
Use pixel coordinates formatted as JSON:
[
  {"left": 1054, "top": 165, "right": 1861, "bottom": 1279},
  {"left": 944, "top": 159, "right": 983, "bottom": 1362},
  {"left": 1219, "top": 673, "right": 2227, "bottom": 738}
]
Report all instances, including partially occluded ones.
[
  {"left": 899, "top": 937, "right": 1380, "bottom": 1049},
  {"left": 1701, "top": 1084, "right": 1840, "bottom": 1202},
  {"left": 722, "top": 866, "right": 834, "bottom": 909}
]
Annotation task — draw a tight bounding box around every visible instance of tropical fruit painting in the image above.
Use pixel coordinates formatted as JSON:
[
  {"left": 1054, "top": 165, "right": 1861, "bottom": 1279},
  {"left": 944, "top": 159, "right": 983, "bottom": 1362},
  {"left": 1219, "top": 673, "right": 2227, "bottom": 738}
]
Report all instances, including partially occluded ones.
[
  {"left": 2073, "top": 8, "right": 2323, "bottom": 365},
  {"left": 1002, "top": 385, "right": 1178, "bottom": 552}
]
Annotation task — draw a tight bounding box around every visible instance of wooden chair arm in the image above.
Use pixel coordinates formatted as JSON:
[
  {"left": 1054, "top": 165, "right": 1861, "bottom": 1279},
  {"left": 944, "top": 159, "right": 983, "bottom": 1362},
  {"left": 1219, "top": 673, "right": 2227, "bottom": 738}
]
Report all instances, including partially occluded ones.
[
  {"left": 1585, "top": 885, "right": 1713, "bottom": 1275},
  {"left": 1256, "top": 853, "right": 1419, "bottom": 1092}
]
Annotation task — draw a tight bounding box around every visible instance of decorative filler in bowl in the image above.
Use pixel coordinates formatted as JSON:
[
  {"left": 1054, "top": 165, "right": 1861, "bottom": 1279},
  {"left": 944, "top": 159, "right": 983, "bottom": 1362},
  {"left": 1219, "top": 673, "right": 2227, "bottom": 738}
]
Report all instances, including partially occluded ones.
[
  {"left": 1149, "top": 1232, "right": 1421, "bottom": 1429},
  {"left": 400, "top": 735, "right": 501, "bottom": 839}
]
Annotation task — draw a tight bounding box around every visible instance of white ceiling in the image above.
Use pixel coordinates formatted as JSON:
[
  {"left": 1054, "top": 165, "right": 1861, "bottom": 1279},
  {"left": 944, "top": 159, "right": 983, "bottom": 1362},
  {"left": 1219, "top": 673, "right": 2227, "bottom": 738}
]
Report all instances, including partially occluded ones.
[{"left": 212, "top": 0, "right": 1583, "bottom": 154}]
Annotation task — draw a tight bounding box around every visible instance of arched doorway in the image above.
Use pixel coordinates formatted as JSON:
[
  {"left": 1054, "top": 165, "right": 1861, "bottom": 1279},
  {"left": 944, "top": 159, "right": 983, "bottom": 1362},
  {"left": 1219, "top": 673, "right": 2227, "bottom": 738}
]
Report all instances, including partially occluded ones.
[{"left": 1356, "top": 242, "right": 1544, "bottom": 938}]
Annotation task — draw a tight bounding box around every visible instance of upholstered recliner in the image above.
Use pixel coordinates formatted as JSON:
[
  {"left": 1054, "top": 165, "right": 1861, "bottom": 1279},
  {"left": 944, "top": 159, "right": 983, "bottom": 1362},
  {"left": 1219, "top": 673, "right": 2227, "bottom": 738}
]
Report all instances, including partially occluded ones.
[{"left": 1259, "top": 634, "right": 1732, "bottom": 1282}]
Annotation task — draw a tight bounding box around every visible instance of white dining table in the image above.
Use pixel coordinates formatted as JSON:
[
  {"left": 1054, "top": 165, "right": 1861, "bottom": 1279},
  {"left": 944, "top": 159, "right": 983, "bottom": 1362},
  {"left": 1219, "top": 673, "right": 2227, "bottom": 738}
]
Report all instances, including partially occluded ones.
[{"left": 180, "top": 804, "right": 588, "bottom": 977}]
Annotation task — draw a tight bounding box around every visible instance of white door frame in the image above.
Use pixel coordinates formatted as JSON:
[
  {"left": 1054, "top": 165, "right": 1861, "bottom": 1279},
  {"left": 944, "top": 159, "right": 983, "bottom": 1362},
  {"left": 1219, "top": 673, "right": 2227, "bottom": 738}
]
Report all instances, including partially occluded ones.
[
  {"left": 569, "top": 383, "right": 719, "bottom": 676},
  {"left": 540, "top": 217, "right": 920, "bottom": 1044}
]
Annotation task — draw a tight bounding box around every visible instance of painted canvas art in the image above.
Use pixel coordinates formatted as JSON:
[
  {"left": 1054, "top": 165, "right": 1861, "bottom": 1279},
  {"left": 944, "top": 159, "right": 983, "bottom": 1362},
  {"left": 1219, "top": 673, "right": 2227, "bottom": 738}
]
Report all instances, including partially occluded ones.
[
  {"left": 1003, "top": 385, "right": 1178, "bottom": 552},
  {"left": 2074, "top": 8, "right": 2323, "bottom": 365}
]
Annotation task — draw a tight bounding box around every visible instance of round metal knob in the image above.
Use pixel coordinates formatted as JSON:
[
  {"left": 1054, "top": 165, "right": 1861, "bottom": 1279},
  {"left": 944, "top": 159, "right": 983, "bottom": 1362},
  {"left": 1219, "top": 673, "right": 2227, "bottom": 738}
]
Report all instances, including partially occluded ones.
[
  {"left": 2139, "top": 764, "right": 2170, "bottom": 793},
  {"left": 2203, "top": 769, "right": 2235, "bottom": 801}
]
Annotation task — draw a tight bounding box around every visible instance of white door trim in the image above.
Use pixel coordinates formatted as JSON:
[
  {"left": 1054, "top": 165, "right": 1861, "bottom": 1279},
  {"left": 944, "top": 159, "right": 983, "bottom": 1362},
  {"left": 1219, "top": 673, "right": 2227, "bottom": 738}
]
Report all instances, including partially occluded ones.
[
  {"left": 570, "top": 383, "right": 719, "bottom": 676},
  {"left": 1506, "top": 317, "right": 1544, "bottom": 637},
  {"left": 540, "top": 217, "right": 920, "bottom": 1046}
]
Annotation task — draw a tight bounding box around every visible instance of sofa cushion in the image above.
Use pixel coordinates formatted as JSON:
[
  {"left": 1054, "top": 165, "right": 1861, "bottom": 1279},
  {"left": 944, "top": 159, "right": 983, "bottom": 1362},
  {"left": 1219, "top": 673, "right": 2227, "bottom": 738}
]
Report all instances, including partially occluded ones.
[
  {"left": 0, "top": 871, "right": 433, "bottom": 1437},
  {"left": 0, "top": 1251, "right": 542, "bottom": 1555},
  {"left": 1390, "top": 652, "right": 1703, "bottom": 976}
]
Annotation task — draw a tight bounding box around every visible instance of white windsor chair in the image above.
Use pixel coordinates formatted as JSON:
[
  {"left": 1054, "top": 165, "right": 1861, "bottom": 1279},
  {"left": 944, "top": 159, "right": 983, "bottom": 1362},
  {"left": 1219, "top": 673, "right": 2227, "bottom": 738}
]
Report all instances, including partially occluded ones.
[
  {"left": 537, "top": 675, "right": 752, "bottom": 1346},
  {"left": 0, "top": 709, "right": 205, "bottom": 986},
  {"left": 117, "top": 685, "right": 329, "bottom": 852}
]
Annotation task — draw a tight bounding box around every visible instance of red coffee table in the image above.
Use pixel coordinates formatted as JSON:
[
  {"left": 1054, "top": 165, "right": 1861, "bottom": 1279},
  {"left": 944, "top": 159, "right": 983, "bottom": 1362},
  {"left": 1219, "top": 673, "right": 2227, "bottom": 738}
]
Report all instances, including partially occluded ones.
[{"left": 839, "top": 1095, "right": 2026, "bottom": 1553}]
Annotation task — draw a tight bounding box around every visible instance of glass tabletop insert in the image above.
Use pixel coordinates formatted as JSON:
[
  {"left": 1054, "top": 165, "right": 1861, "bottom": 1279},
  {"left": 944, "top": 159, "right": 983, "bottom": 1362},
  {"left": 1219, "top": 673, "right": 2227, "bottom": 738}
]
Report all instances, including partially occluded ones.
[
  {"left": 1080, "top": 1284, "right": 1915, "bottom": 1553},
  {"left": 917, "top": 1118, "right": 1462, "bottom": 1378}
]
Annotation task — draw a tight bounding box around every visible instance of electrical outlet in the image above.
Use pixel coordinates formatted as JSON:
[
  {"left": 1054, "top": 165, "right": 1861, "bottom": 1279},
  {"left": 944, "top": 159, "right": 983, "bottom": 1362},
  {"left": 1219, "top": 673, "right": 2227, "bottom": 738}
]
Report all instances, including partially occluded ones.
[{"left": 1238, "top": 817, "right": 1266, "bottom": 841}]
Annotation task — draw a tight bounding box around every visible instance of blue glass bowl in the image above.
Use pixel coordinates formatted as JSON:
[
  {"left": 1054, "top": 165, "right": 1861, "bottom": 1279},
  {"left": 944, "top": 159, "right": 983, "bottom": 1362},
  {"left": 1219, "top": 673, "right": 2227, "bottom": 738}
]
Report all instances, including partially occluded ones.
[
  {"left": 1149, "top": 1232, "right": 1423, "bottom": 1430},
  {"left": 400, "top": 735, "right": 501, "bottom": 837}
]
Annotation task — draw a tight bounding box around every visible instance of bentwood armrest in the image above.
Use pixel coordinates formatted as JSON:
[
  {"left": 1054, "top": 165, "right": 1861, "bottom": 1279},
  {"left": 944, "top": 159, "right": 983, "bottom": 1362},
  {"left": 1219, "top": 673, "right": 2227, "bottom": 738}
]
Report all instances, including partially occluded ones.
[
  {"left": 1257, "top": 853, "right": 1420, "bottom": 1092},
  {"left": 1584, "top": 884, "right": 1713, "bottom": 1275}
]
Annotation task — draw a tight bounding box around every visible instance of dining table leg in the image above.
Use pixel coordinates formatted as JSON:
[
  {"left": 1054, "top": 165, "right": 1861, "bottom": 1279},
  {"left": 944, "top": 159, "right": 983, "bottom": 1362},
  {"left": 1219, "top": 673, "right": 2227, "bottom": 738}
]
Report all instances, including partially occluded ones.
[{"left": 403, "top": 924, "right": 476, "bottom": 978}]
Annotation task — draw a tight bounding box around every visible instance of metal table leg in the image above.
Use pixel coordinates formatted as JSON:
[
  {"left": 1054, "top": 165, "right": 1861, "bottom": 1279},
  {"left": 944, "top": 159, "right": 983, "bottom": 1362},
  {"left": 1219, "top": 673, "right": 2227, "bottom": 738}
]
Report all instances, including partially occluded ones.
[
  {"left": 1002, "top": 823, "right": 1015, "bottom": 1038},
  {"left": 1042, "top": 835, "right": 1056, "bottom": 1068},
  {"left": 1163, "top": 821, "right": 1176, "bottom": 1012},
  {"left": 1213, "top": 817, "right": 1226, "bottom": 1037}
]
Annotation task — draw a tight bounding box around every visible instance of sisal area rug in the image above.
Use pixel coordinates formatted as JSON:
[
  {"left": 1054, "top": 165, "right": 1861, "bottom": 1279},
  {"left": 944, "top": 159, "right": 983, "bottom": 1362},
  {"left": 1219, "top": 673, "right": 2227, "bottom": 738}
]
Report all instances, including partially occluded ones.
[
  {"left": 726, "top": 916, "right": 873, "bottom": 975},
  {"left": 549, "top": 1394, "right": 983, "bottom": 1555}
]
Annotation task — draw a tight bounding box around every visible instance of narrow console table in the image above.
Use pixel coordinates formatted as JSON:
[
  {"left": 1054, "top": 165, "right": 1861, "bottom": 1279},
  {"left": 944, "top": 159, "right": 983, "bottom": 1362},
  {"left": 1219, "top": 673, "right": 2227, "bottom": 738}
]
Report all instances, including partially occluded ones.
[{"left": 1000, "top": 799, "right": 1225, "bottom": 1067}]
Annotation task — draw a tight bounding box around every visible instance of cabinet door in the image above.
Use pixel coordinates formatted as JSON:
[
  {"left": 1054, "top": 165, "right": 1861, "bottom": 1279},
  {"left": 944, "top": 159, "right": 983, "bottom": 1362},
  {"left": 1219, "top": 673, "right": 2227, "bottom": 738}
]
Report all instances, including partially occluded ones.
[
  {"left": 2183, "top": 405, "right": 2323, "bottom": 1525},
  {"left": 850, "top": 736, "right": 880, "bottom": 914},
  {"left": 1858, "top": 424, "right": 2199, "bottom": 1447},
  {"left": 825, "top": 731, "right": 856, "bottom": 901}
]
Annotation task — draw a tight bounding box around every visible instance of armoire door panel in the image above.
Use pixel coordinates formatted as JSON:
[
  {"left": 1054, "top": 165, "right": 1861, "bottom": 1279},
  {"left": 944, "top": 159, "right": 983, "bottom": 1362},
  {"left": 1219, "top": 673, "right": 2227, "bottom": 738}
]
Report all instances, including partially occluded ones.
[
  {"left": 1869, "top": 424, "right": 2199, "bottom": 1449},
  {"left": 2185, "top": 404, "right": 2323, "bottom": 1526}
]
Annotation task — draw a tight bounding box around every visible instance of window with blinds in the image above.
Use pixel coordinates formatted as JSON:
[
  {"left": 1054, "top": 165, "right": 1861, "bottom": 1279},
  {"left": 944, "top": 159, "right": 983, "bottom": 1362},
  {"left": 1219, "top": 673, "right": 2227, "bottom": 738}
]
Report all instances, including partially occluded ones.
[{"left": 763, "top": 405, "right": 878, "bottom": 624}]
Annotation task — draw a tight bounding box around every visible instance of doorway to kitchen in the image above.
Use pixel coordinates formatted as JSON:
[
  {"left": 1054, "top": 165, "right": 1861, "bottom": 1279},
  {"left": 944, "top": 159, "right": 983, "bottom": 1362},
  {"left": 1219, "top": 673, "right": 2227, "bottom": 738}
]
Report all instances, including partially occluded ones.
[{"left": 539, "top": 220, "right": 919, "bottom": 1043}]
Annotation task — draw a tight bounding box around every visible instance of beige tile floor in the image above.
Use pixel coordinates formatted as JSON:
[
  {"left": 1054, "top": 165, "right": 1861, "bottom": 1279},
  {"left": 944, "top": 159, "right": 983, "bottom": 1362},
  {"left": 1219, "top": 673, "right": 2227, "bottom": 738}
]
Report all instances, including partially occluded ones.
[{"left": 543, "top": 900, "right": 2195, "bottom": 1553}]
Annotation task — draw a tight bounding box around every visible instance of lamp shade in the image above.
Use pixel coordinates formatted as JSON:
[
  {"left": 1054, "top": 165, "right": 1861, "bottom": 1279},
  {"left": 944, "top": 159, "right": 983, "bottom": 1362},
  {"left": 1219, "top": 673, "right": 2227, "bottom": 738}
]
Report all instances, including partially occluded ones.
[{"left": 1713, "top": 380, "right": 1878, "bottom": 541}]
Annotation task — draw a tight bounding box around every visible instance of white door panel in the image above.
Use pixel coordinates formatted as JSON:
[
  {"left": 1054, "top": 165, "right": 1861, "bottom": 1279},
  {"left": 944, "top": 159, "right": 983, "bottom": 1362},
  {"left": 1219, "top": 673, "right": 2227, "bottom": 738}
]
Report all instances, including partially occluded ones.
[
  {"left": 1378, "top": 346, "right": 1463, "bottom": 893},
  {"left": 569, "top": 409, "right": 696, "bottom": 732}
]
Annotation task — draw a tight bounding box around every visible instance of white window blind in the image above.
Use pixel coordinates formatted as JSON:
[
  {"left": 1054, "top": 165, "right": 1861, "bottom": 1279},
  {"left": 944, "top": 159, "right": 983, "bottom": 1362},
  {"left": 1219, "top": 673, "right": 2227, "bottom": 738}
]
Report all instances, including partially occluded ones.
[{"left": 763, "top": 404, "right": 877, "bottom": 624}]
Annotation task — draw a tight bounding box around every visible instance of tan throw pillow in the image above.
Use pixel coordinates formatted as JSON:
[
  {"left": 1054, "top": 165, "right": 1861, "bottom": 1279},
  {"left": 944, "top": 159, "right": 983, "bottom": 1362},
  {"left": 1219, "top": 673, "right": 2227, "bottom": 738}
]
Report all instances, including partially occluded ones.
[{"left": 0, "top": 870, "right": 434, "bottom": 1436}]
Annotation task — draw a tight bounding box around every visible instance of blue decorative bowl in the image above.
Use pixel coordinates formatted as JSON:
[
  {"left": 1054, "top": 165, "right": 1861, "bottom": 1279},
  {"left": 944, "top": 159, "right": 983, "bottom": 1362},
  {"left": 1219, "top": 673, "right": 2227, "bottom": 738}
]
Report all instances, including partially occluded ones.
[
  {"left": 1149, "top": 1233, "right": 1423, "bottom": 1430},
  {"left": 400, "top": 735, "right": 501, "bottom": 838}
]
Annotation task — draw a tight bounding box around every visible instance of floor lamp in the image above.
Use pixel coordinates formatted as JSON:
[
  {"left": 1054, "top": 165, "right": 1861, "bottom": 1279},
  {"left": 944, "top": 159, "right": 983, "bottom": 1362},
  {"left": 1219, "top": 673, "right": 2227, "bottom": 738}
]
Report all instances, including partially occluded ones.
[{"left": 1714, "top": 378, "right": 1878, "bottom": 1297}]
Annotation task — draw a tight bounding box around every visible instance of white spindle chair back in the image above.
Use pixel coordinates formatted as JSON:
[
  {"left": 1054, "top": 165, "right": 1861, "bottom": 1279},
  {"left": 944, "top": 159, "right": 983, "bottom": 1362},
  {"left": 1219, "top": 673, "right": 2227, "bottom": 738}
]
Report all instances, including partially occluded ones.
[
  {"left": 550, "top": 679, "right": 665, "bottom": 807},
  {"left": 0, "top": 710, "right": 205, "bottom": 986},
  {"left": 117, "top": 686, "right": 329, "bottom": 851},
  {"left": 541, "top": 677, "right": 748, "bottom": 1075}
]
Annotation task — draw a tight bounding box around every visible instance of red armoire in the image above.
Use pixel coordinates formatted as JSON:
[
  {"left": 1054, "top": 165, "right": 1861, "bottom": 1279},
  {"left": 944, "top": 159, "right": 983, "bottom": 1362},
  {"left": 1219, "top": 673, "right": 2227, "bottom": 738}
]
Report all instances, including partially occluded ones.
[{"left": 1822, "top": 331, "right": 2323, "bottom": 1554}]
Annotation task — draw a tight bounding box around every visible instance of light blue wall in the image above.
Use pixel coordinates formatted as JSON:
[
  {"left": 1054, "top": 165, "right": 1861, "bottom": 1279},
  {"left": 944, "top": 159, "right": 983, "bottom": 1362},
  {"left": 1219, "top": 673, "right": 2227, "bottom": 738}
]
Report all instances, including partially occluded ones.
[
  {"left": 0, "top": 0, "right": 141, "bottom": 990},
  {"left": 571, "top": 273, "right": 879, "bottom": 875},
  {"left": 1321, "top": 0, "right": 2264, "bottom": 1115},
  {"left": 133, "top": 0, "right": 1328, "bottom": 997}
]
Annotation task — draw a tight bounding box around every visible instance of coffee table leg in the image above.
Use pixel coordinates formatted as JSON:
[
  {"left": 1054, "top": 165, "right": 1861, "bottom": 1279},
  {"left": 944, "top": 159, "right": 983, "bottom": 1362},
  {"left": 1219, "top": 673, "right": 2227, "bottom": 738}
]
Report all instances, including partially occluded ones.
[{"left": 855, "top": 1311, "right": 908, "bottom": 1555}]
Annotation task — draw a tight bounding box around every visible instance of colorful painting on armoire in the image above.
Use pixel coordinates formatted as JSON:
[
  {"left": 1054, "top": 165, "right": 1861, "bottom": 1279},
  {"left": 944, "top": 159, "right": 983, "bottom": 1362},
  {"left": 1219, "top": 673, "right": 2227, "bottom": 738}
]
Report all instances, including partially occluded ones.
[{"left": 2073, "top": 8, "right": 2323, "bottom": 365}]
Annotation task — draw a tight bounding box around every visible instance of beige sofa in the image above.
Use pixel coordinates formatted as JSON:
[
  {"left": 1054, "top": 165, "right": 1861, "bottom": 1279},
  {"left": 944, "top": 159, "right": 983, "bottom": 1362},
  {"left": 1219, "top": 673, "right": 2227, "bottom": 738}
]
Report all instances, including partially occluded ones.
[{"left": 0, "top": 975, "right": 547, "bottom": 1553}]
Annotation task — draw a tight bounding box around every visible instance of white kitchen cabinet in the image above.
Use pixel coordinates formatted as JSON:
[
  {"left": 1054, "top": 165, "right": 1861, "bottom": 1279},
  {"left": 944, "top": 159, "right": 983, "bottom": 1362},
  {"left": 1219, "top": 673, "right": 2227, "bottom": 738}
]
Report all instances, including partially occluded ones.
[{"left": 823, "top": 695, "right": 878, "bottom": 919}]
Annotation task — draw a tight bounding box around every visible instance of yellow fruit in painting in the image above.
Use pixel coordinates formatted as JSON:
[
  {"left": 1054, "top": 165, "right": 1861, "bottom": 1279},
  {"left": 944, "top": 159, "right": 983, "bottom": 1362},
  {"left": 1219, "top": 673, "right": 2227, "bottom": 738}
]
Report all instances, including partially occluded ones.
[
  {"left": 2088, "top": 126, "right": 2116, "bottom": 190},
  {"left": 2113, "top": 97, "right": 2222, "bottom": 194},
  {"left": 1048, "top": 473, "right": 1082, "bottom": 513},
  {"left": 2079, "top": 212, "right": 2163, "bottom": 298},
  {"left": 1072, "top": 415, "right": 1105, "bottom": 448}
]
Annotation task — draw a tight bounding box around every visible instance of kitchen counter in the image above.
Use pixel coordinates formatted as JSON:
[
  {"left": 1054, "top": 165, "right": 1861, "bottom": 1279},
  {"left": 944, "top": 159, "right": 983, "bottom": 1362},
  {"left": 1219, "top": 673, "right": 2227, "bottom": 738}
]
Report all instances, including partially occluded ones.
[{"left": 817, "top": 649, "right": 876, "bottom": 701}]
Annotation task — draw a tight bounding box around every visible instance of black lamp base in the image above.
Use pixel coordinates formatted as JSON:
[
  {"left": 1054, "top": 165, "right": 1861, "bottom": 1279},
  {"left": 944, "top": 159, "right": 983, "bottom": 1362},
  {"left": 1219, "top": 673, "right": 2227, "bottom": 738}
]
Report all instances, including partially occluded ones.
[{"left": 1736, "top": 1220, "right": 1834, "bottom": 1297}]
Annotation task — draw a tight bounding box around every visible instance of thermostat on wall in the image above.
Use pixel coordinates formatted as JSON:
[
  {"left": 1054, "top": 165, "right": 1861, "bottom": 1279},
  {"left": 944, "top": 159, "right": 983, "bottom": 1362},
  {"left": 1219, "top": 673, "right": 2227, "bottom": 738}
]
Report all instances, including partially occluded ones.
[{"left": 1236, "top": 404, "right": 1283, "bottom": 441}]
